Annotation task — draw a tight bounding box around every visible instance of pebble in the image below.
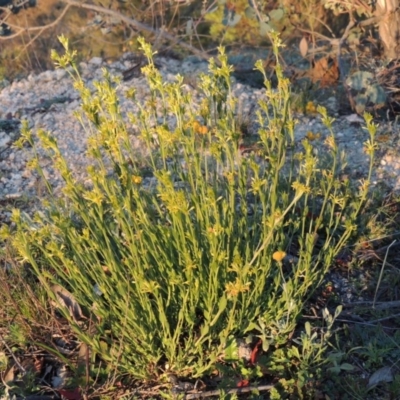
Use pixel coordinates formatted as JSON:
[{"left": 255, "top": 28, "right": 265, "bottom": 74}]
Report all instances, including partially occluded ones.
[
  {"left": 0, "top": 136, "right": 11, "bottom": 147},
  {"left": 89, "top": 57, "right": 103, "bottom": 66}
]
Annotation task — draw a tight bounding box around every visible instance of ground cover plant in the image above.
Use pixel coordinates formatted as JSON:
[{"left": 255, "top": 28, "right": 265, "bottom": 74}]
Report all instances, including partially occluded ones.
[{"left": 0, "top": 33, "right": 384, "bottom": 398}]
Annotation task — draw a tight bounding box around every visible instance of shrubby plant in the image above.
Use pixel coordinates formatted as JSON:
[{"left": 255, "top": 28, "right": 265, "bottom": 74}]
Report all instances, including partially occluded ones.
[{"left": 9, "top": 33, "right": 376, "bottom": 384}]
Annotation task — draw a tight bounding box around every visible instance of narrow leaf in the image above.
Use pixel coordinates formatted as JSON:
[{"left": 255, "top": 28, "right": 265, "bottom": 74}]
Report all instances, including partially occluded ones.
[{"left": 210, "top": 295, "right": 227, "bottom": 326}]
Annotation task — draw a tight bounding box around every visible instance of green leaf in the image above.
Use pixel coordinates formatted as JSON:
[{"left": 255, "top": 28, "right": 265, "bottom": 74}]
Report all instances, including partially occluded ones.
[
  {"left": 262, "top": 339, "right": 270, "bottom": 352},
  {"left": 305, "top": 321, "right": 311, "bottom": 337},
  {"left": 328, "top": 366, "right": 342, "bottom": 374},
  {"left": 269, "top": 8, "right": 284, "bottom": 21},
  {"left": 290, "top": 345, "right": 300, "bottom": 359},
  {"left": 200, "top": 324, "right": 209, "bottom": 338},
  {"left": 334, "top": 305, "right": 343, "bottom": 319},
  {"left": 222, "top": 9, "right": 242, "bottom": 27},
  {"left": 245, "top": 6, "right": 257, "bottom": 19},
  {"left": 210, "top": 295, "right": 228, "bottom": 326},
  {"left": 246, "top": 322, "right": 257, "bottom": 331},
  {"left": 224, "top": 335, "right": 239, "bottom": 361},
  {"left": 340, "top": 363, "right": 355, "bottom": 371},
  {"left": 259, "top": 22, "right": 272, "bottom": 36},
  {"left": 99, "top": 340, "right": 109, "bottom": 354}
]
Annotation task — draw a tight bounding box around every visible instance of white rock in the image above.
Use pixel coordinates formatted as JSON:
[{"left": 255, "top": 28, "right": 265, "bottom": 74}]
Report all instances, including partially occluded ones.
[
  {"left": 89, "top": 57, "right": 103, "bottom": 66},
  {"left": 55, "top": 69, "right": 67, "bottom": 80},
  {"left": 38, "top": 70, "right": 54, "bottom": 82},
  {"left": 22, "top": 169, "right": 32, "bottom": 178},
  {"left": 0, "top": 136, "right": 11, "bottom": 147}
]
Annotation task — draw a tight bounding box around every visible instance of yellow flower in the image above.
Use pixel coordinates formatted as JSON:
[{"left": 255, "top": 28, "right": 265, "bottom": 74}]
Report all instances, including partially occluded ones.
[
  {"left": 305, "top": 101, "right": 317, "bottom": 114},
  {"left": 190, "top": 120, "right": 208, "bottom": 135},
  {"left": 207, "top": 224, "right": 223, "bottom": 236},
  {"left": 272, "top": 251, "right": 286, "bottom": 262},
  {"left": 132, "top": 175, "right": 142, "bottom": 184},
  {"left": 225, "top": 278, "right": 250, "bottom": 297},
  {"left": 305, "top": 131, "right": 321, "bottom": 141},
  {"left": 198, "top": 125, "right": 208, "bottom": 135},
  {"left": 192, "top": 120, "right": 200, "bottom": 132}
]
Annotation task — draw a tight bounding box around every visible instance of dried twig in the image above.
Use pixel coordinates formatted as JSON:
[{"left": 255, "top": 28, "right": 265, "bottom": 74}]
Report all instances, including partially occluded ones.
[
  {"left": 343, "top": 300, "right": 400, "bottom": 310},
  {"left": 373, "top": 240, "right": 397, "bottom": 309},
  {"left": 335, "top": 318, "right": 400, "bottom": 329},
  {"left": 0, "top": 0, "right": 213, "bottom": 65},
  {"left": 0, "top": 3, "right": 71, "bottom": 41},
  {"left": 183, "top": 384, "right": 274, "bottom": 399},
  {"left": 61, "top": 0, "right": 213, "bottom": 63}
]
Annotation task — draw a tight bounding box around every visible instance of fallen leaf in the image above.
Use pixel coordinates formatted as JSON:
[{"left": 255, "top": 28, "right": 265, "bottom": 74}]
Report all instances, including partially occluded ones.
[
  {"left": 250, "top": 339, "right": 262, "bottom": 365},
  {"left": 237, "top": 379, "right": 250, "bottom": 388},
  {"left": 299, "top": 37, "right": 309, "bottom": 58},
  {"left": 368, "top": 366, "right": 393, "bottom": 389},
  {"left": 52, "top": 364, "right": 69, "bottom": 388},
  {"left": 33, "top": 356, "right": 44, "bottom": 373},
  {"left": 310, "top": 56, "right": 340, "bottom": 87},
  {"left": 3, "top": 365, "right": 15, "bottom": 385},
  {"left": 376, "top": 134, "right": 390, "bottom": 143},
  {"left": 77, "top": 342, "right": 89, "bottom": 368},
  {"left": 51, "top": 284, "right": 85, "bottom": 321},
  {"left": 58, "top": 388, "right": 82, "bottom": 400},
  {"left": 344, "top": 114, "right": 364, "bottom": 123}
]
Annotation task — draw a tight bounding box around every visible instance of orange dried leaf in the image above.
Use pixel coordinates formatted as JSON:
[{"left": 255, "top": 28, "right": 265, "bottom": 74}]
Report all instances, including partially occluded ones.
[
  {"left": 237, "top": 379, "right": 250, "bottom": 388},
  {"left": 310, "top": 56, "right": 340, "bottom": 87},
  {"left": 250, "top": 339, "right": 262, "bottom": 365},
  {"left": 376, "top": 134, "right": 390, "bottom": 143}
]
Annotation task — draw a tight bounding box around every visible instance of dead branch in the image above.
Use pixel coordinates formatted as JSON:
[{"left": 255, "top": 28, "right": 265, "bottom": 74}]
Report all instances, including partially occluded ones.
[
  {"left": 0, "top": 3, "right": 71, "bottom": 40},
  {"left": 183, "top": 384, "right": 274, "bottom": 399},
  {"left": 61, "top": 0, "right": 213, "bottom": 62},
  {"left": 0, "top": 0, "right": 212, "bottom": 63},
  {"left": 343, "top": 300, "right": 400, "bottom": 310}
]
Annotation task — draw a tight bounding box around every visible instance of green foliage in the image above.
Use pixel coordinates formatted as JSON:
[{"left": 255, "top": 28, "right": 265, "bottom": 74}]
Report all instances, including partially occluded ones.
[
  {"left": 323, "top": 0, "right": 372, "bottom": 17},
  {"left": 265, "top": 307, "right": 343, "bottom": 398},
  {"left": 346, "top": 71, "right": 387, "bottom": 115},
  {"left": 348, "top": 325, "right": 400, "bottom": 369},
  {"left": 10, "top": 33, "right": 376, "bottom": 385},
  {"left": 204, "top": 0, "right": 330, "bottom": 45},
  {"left": 205, "top": 0, "right": 290, "bottom": 44}
]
